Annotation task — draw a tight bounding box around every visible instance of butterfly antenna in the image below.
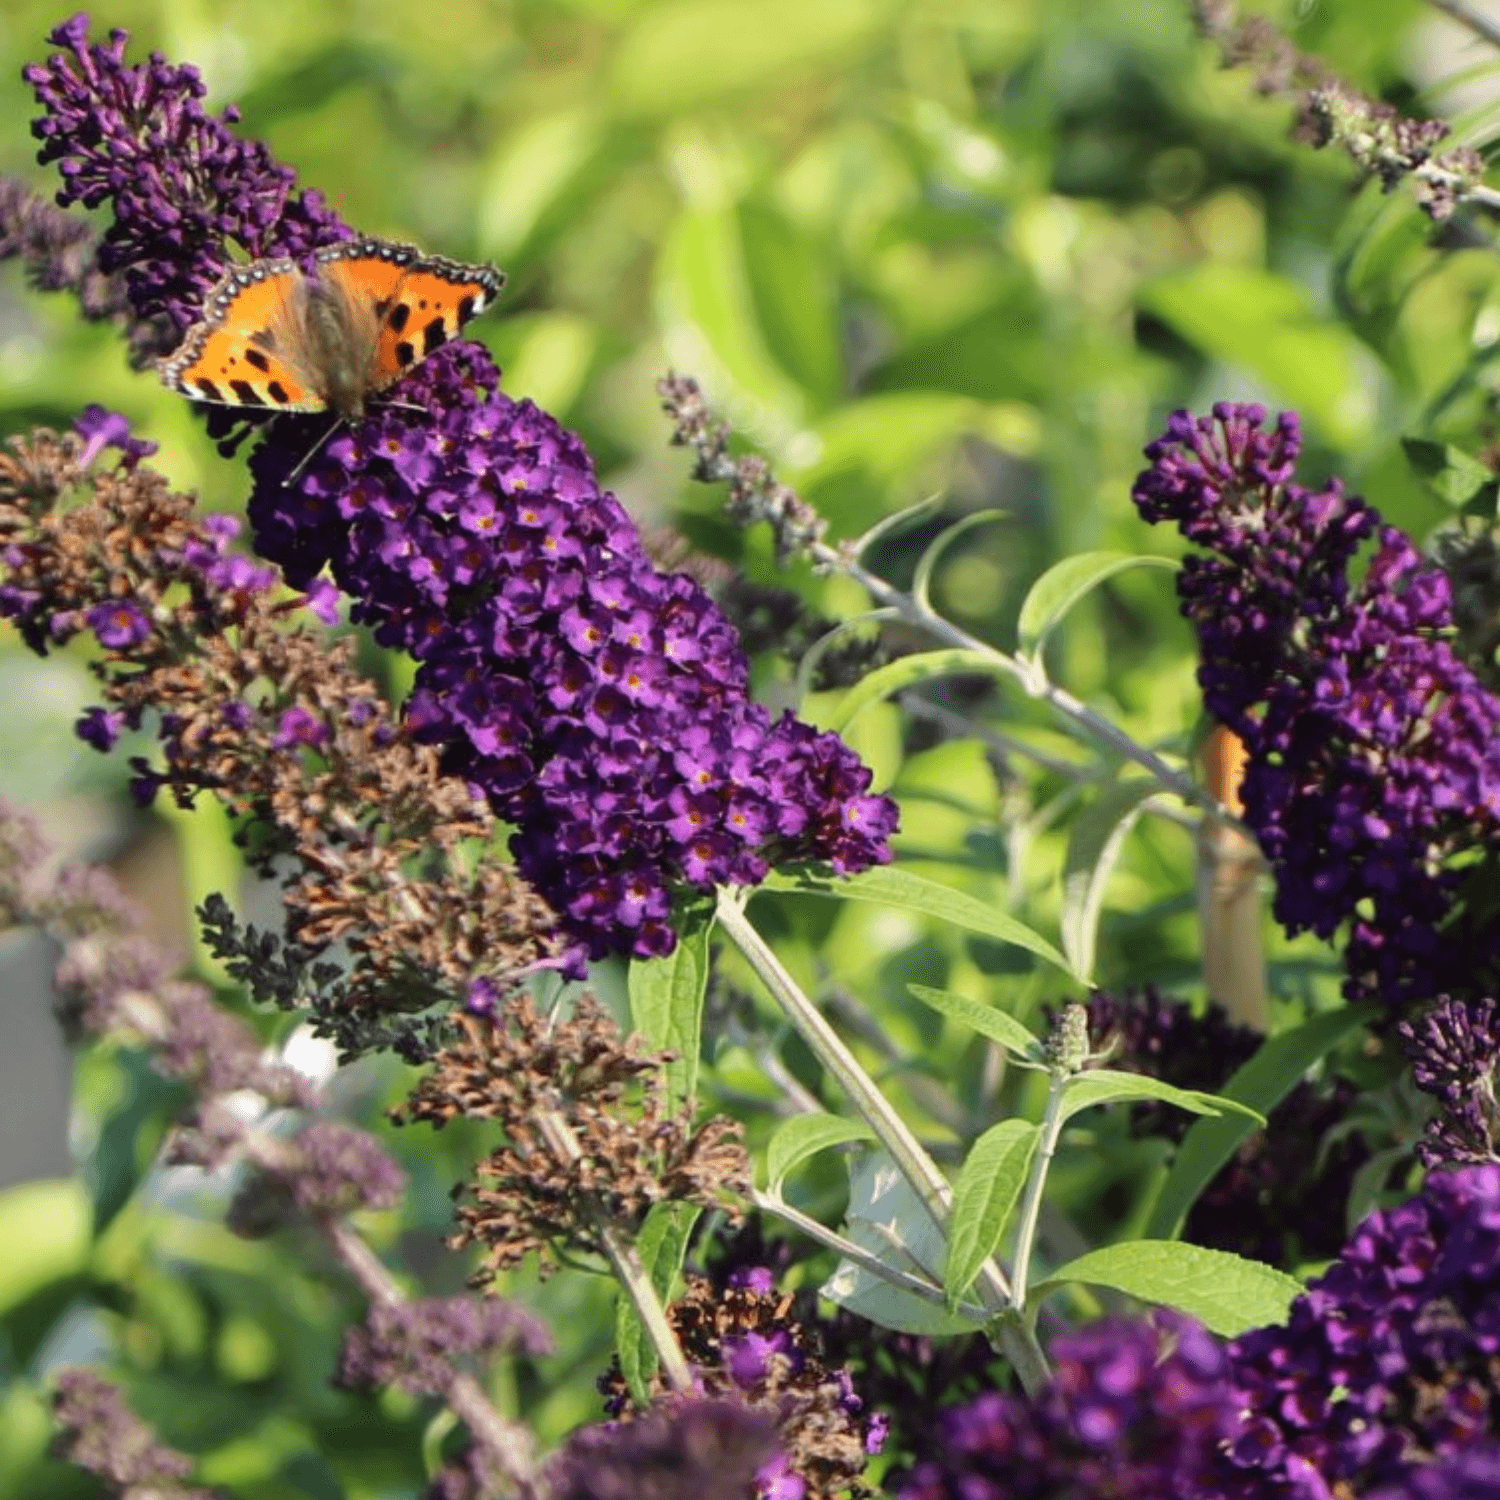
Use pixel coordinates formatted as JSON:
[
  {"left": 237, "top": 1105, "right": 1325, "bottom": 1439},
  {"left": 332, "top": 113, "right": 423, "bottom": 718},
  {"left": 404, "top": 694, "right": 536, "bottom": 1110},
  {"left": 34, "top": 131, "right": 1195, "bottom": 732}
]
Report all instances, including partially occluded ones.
[
  {"left": 379, "top": 399, "right": 427, "bottom": 415},
  {"left": 282, "top": 416, "right": 345, "bottom": 488}
]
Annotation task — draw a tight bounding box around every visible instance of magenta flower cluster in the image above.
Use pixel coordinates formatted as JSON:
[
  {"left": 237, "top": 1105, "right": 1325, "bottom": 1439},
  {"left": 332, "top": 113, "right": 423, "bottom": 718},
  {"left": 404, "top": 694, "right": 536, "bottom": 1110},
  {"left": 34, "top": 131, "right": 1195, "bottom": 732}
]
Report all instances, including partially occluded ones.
[
  {"left": 1133, "top": 403, "right": 1500, "bottom": 1008},
  {"left": 24, "top": 14, "right": 349, "bottom": 339},
  {"left": 247, "top": 346, "right": 898, "bottom": 966},
  {"left": 26, "top": 16, "right": 898, "bottom": 971},
  {"left": 1226, "top": 1164, "right": 1500, "bottom": 1496},
  {"left": 895, "top": 1313, "right": 1241, "bottom": 1499},
  {"left": 900, "top": 1166, "right": 1500, "bottom": 1498}
]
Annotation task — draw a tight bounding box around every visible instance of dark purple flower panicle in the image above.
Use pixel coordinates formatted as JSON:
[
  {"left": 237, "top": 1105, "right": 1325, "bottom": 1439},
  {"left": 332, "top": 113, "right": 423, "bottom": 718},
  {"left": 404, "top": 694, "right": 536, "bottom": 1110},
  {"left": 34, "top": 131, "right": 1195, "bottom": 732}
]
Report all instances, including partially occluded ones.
[
  {"left": 547, "top": 1400, "right": 783, "bottom": 1500},
  {"left": 247, "top": 345, "right": 898, "bottom": 968},
  {"left": 24, "top": 15, "right": 349, "bottom": 339},
  {"left": 895, "top": 1313, "right": 1240, "bottom": 1500},
  {"left": 1225, "top": 1164, "right": 1500, "bottom": 1496},
  {"left": 26, "top": 19, "right": 896, "bottom": 969},
  {"left": 1400, "top": 996, "right": 1500, "bottom": 1166},
  {"left": 1133, "top": 403, "right": 1500, "bottom": 1008}
]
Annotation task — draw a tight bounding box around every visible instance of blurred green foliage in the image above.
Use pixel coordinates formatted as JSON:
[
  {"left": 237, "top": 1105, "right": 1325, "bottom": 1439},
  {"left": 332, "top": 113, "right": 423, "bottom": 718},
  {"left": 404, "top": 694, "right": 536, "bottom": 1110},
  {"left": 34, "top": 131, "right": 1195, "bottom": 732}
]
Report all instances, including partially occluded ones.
[{"left": 1, "top": 0, "right": 1494, "bottom": 1492}]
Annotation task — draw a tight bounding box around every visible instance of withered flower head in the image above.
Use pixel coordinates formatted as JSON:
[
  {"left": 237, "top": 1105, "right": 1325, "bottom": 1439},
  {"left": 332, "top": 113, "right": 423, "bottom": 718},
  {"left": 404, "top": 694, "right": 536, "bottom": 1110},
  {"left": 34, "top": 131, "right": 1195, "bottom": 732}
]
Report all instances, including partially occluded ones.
[
  {"left": 0, "top": 424, "right": 555, "bottom": 1057},
  {"left": 546, "top": 1399, "right": 783, "bottom": 1500},
  {"left": 602, "top": 1273, "right": 883, "bottom": 1500},
  {"left": 396, "top": 995, "right": 750, "bottom": 1281},
  {"left": 51, "top": 1369, "right": 216, "bottom": 1500}
]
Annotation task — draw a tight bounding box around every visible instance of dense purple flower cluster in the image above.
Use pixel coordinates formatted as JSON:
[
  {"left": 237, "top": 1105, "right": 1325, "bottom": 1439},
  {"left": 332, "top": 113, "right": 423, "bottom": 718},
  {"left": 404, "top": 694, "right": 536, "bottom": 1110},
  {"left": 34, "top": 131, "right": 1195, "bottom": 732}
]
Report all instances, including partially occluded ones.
[
  {"left": 336, "top": 1293, "right": 552, "bottom": 1398},
  {"left": 1076, "top": 989, "right": 1373, "bottom": 1263},
  {"left": 1133, "top": 403, "right": 1500, "bottom": 1008},
  {"left": 1400, "top": 996, "right": 1500, "bottom": 1165},
  {"left": 246, "top": 344, "right": 897, "bottom": 966},
  {"left": 1225, "top": 1164, "right": 1500, "bottom": 1496},
  {"left": 547, "top": 1400, "right": 783, "bottom": 1500},
  {"left": 24, "top": 14, "right": 348, "bottom": 339},
  {"left": 894, "top": 1314, "right": 1241, "bottom": 1500},
  {"left": 27, "top": 18, "right": 898, "bottom": 968}
]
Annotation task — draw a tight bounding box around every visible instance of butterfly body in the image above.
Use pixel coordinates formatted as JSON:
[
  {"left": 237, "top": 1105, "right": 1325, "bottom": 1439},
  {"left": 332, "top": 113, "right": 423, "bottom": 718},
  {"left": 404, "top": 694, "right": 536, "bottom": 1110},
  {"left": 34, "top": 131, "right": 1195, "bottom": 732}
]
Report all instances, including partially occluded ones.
[{"left": 159, "top": 238, "right": 504, "bottom": 419}]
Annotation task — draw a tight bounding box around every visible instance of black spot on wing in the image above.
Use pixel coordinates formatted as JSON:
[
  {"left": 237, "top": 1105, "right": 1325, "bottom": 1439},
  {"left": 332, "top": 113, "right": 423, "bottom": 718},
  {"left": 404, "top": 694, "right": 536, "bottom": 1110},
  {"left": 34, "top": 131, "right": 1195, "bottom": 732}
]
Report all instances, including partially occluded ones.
[
  {"left": 228, "top": 380, "right": 266, "bottom": 407},
  {"left": 388, "top": 302, "right": 410, "bottom": 334},
  {"left": 244, "top": 349, "right": 271, "bottom": 373},
  {"left": 374, "top": 296, "right": 392, "bottom": 318},
  {"left": 457, "top": 294, "right": 476, "bottom": 322},
  {"left": 422, "top": 317, "right": 448, "bottom": 355},
  {"left": 267, "top": 381, "right": 291, "bottom": 405},
  {"left": 395, "top": 341, "right": 416, "bottom": 368},
  {"left": 194, "top": 378, "right": 222, "bottom": 401}
]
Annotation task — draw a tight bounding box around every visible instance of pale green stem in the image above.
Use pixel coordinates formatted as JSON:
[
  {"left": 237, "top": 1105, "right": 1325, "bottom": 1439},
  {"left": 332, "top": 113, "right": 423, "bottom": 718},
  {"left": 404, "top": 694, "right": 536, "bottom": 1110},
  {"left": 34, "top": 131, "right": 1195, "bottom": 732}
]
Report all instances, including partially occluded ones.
[
  {"left": 716, "top": 888, "right": 1052, "bottom": 1392},
  {"left": 816, "top": 541, "right": 1246, "bottom": 833},
  {"left": 533, "top": 1107, "right": 693, "bottom": 1392},
  {"left": 752, "top": 1187, "right": 986, "bottom": 1320},
  {"left": 1008, "top": 1067, "right": 1071, "bottom": 1313}
]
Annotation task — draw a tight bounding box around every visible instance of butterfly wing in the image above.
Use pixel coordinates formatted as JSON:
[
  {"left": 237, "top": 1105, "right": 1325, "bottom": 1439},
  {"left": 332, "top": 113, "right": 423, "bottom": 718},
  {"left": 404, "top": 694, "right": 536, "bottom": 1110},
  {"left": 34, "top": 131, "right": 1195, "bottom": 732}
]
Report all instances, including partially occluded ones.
[
  {"left": 159, "top": 260, "right": 326, "bottom": 412},
  {"left": 315, "top": 239, "right": 505, "bottom": 396}
]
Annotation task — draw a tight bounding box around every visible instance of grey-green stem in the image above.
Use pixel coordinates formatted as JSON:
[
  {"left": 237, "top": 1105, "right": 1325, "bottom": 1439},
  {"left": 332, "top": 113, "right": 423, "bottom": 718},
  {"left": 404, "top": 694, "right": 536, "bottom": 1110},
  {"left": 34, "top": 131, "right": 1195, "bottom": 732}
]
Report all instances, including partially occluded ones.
[
  {"left": 716, "top": 887, "right": 1052, "bottom": 1393},
  {"left": 532, "top": 1106, "right": 694, "bottom": 1393},
  {"left": 1008, "top": 1067, "right": 1071, "bottom": 1313}
]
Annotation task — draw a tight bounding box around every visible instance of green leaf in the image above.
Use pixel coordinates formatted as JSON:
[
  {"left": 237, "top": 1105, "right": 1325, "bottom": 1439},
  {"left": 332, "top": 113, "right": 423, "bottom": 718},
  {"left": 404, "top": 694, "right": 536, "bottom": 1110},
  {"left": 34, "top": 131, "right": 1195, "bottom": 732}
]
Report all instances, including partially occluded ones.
[
  {"left": 1145, "top": 1004, "right": 1378, "bottom": 1241},
  {"left": 1059, "top": 778, "right": 1157, "bottom": 983},
  {"left": 740, "top": 204, "right": 842, "bottom": 404},
  {"left": 765, "top": 1113, "right": 877, "bottom": 1193},
  {"left": 823, "top": 1151, "right": 981, "bottom": 1336},
  {"left": 1059, "top": 1069, "right": 1264, "bottom": 1127},
  {"left": 760, "top": 865, "right": 1073, "bottom": 976},
  {"left": 1139, "top": 264, "right": 1373, "bottom": 446},
  {"left": 0, "top": 1179, "right": 89, "bottom": 1319},
  {"left": 1016, "top": 552, "right": 1178, "bottom": 658},
  {"left": 1400, "top": 437, "right": 1500, "bottom": 511},
  {"left": 826, "top": 647, "right": 1015, "bottom": 734},
  {"left": 907, "top": 985, "right": 1044, "bottom": 1062},
  {"left": 628, "top": 902, "right": 714, "bottom": 1109},
  {"left": 1034, "top": 1241, "right": 1303, "bottom": 1336},
  {"left": 609, "top": 0, "right": 888, "bottom": 115},
  {"left": 616, "top": 1203, "right": 701, "bottom": 1402},
  {"left": 944, "top": 1120, "right": 1040, "bottom": 1310},
  {"left": 656, "top": 206, "right": 808, "bottom": 417},
  {"left": 912, "top": 510, "right": 1007, "bottom": 613}
]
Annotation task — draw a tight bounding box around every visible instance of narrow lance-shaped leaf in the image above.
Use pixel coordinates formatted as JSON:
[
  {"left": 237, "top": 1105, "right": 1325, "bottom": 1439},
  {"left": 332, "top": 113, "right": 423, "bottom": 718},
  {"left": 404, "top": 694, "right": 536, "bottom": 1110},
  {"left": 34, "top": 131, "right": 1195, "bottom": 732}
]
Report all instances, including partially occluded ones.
[
  {"left": 616, "top": 1202, "right": 701, "bottom": 1403},
  {"left": 627, "top": 899, "right": 713, "bottom": 1109},
  {"left": 1059, "top": 777, "right": 1156, "bottom": 983},
  {"left": 943, "top": 1119, "right": 1040, "bottom": 1311},
  {"left": 1144, "top": 1003, "right": 1377, "bottom": 1241},
  {"left": 1032, "top": 1240, "right": 1303, "bottom": 1337},
  {"left": 1060, "top": 1069, "right": 1265, "bottom": 1127},
  {"left": 907, "top": 984, "right": 1045, "bottom": 1064},
  {"left": 765, "top": 1112, "right": 877, "bottom": 1194},
  {"left": 1016, "top": 552, "right": 1178, "bottom": 658},
  {"left": 762, "top": 865, "right": 1073, "bottom": 977}
]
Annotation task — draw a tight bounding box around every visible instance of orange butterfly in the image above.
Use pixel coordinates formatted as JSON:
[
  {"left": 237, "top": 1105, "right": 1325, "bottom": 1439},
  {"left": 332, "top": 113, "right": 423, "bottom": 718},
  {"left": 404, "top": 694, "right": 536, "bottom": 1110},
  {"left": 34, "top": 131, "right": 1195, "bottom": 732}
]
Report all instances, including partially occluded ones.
[{"left": 158, "top": 237, "right": 505, "bottom": 420}]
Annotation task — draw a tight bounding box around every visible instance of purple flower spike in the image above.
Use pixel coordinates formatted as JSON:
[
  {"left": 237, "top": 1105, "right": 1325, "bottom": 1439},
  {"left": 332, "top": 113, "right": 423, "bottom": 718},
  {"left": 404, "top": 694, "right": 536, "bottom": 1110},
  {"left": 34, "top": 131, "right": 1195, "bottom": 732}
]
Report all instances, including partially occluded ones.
[
  {"left": 28, "top": 17, "right": 898, "bottom": 970},
  {"left": 24, "top": 15, "right": 349, "bottom": 339},
  {"left": 1133, "top": 404, "right": 1500, "bottom": 1008},
  {"left": 247, "top": 345, "right": 898, "bottom": 968},
  {"left": 895, "top": 1312, "right": 1241, "bottom": 1499},
  {"left": 1227, "top": 1165, "right": 1500, "bottom": 1496}
]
